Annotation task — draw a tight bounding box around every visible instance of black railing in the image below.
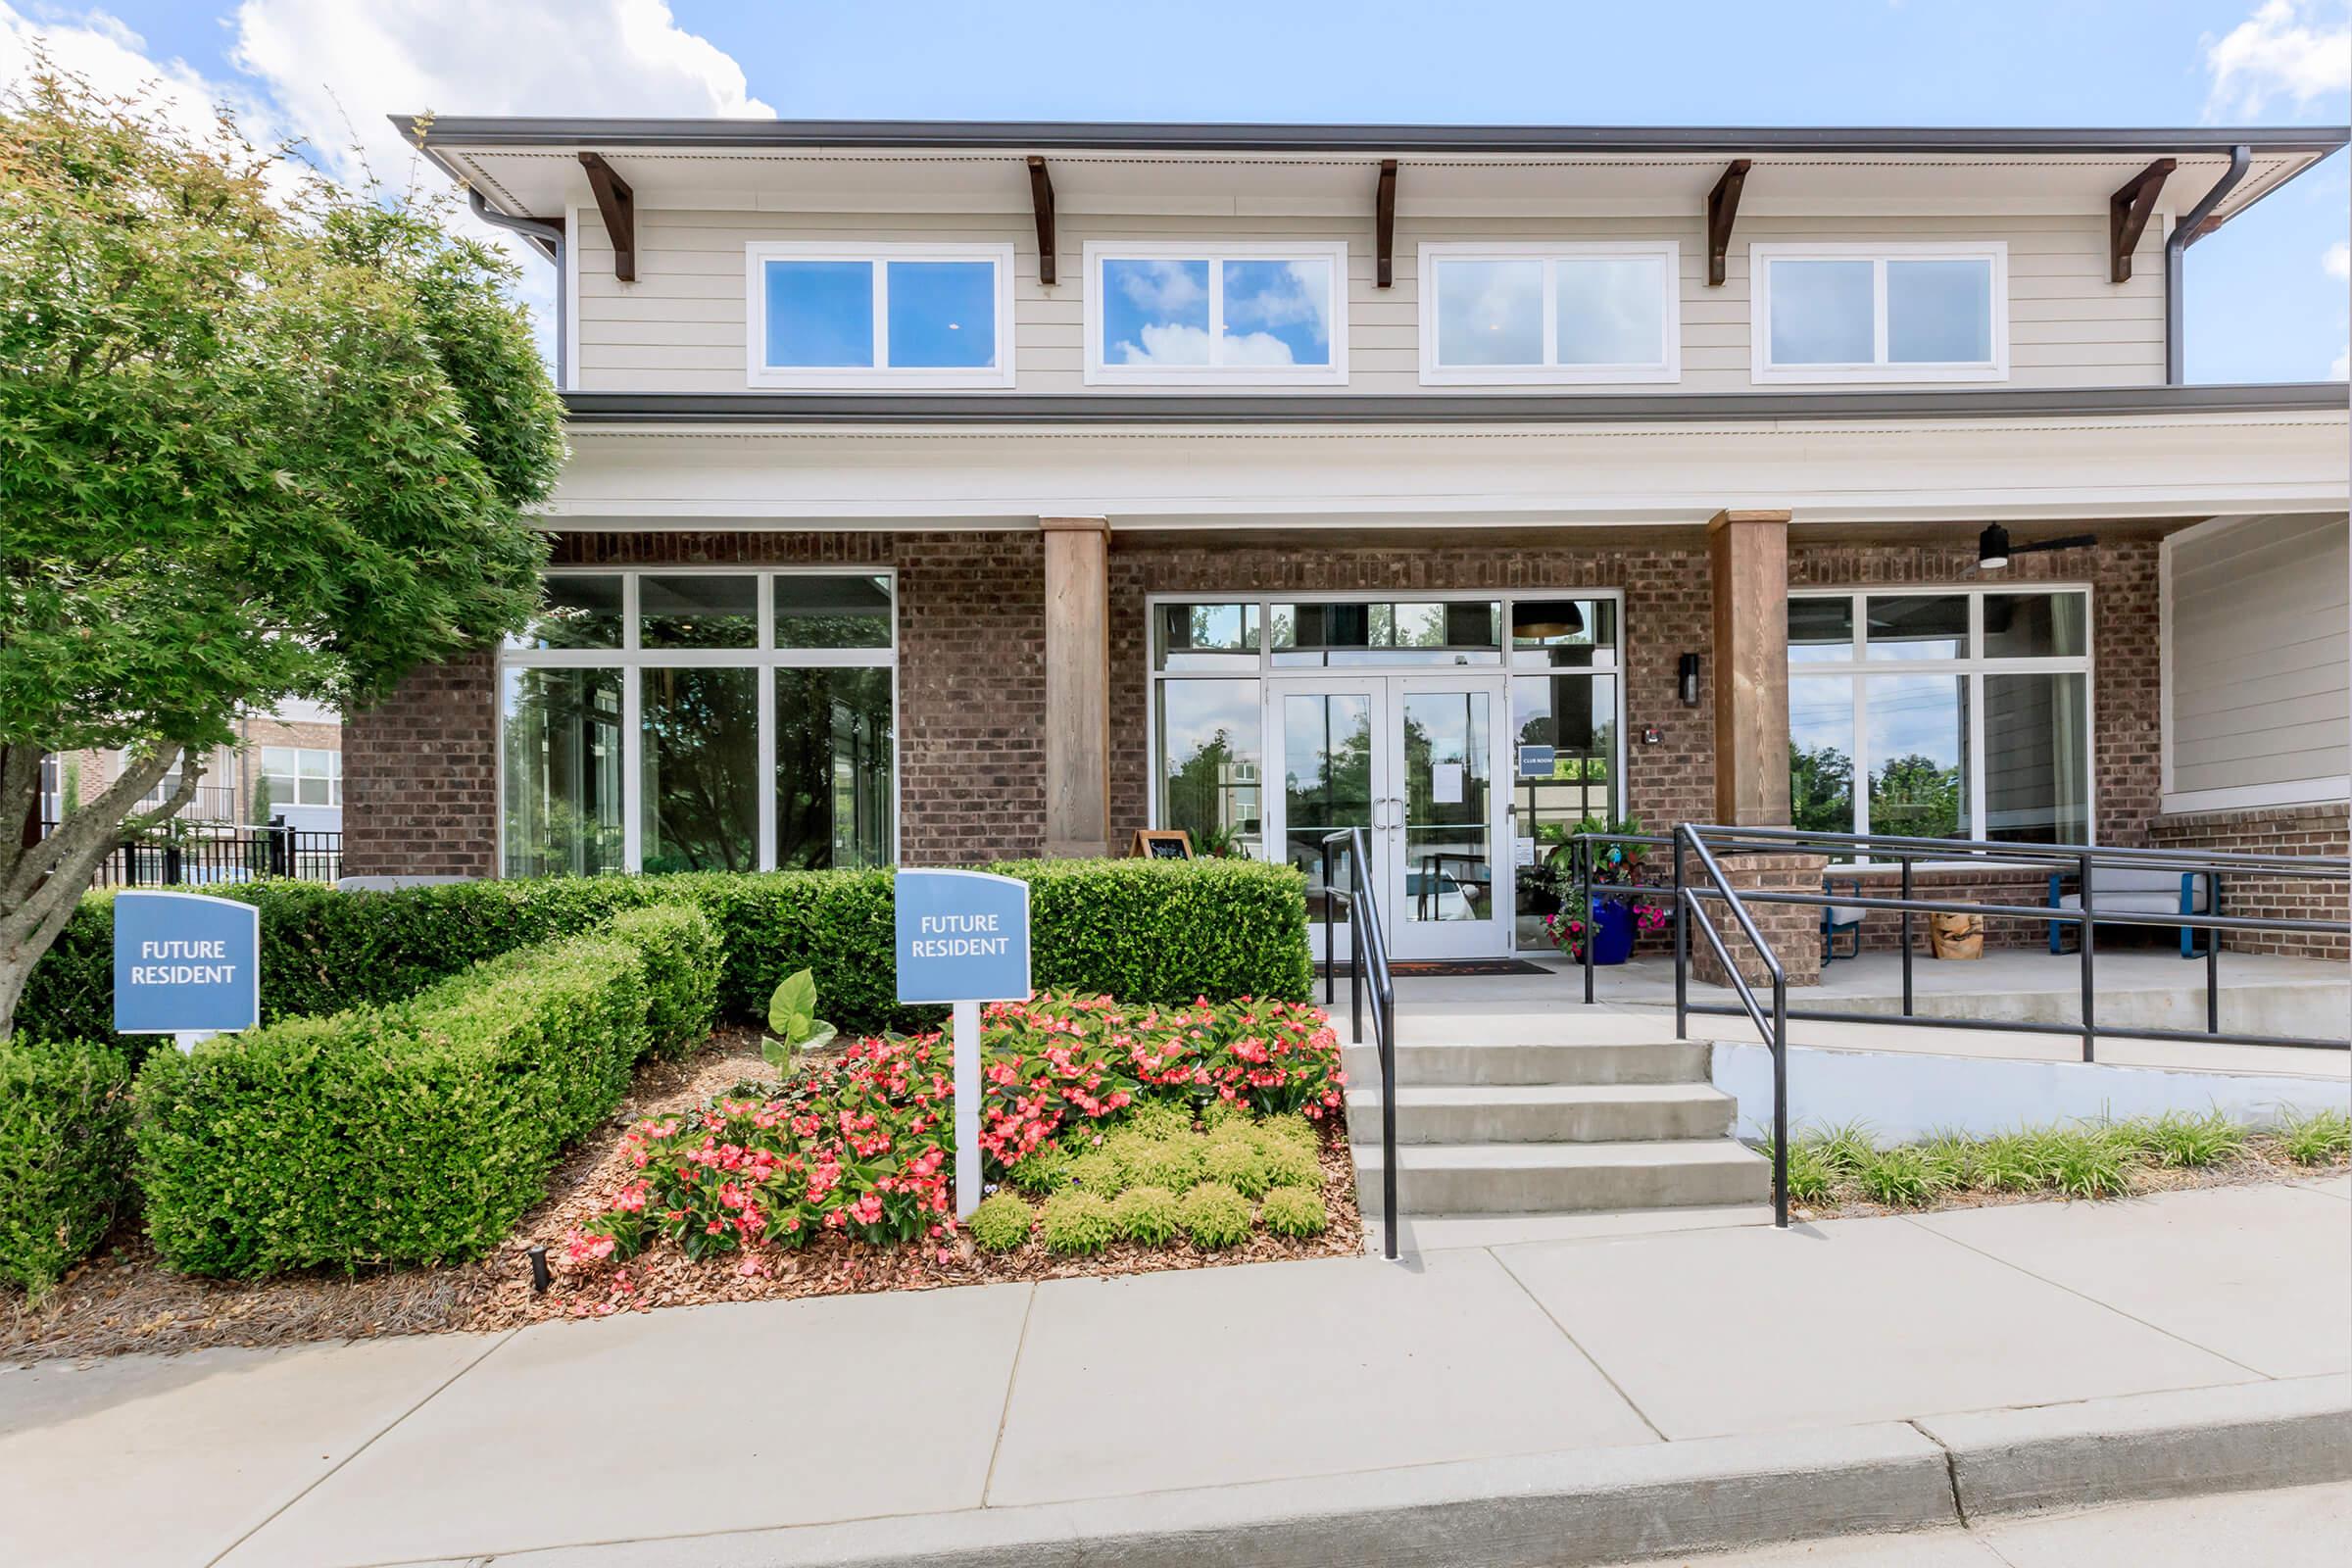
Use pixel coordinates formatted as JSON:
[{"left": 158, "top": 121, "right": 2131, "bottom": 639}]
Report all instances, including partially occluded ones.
[
  {"left": 1563, "top": 823, "right": 2352, "bottom": 1229},
  {"left": 42, "top": 817, "right": 344, "bottom": 888},
  {"left": 1320, "top": 827, "right": 1399, "bottom": 1261}
]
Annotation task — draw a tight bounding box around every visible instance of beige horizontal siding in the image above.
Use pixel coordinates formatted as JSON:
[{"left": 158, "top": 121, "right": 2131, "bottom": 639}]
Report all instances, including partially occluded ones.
[
  {"left": 2168, "top": 514, "right": 2352, "bottom": 798},
  {"left": 571, "top": 207, "right": 2165, "bottom": 394}
]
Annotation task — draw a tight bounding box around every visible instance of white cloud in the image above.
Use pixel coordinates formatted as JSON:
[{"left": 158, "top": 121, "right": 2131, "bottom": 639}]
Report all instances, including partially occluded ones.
[
  {"left": 6, "top": 3, "right": 773, "bottom": 368},
  {"left": 2203, "top": 0, "right": 2352, "bottom": 118},
  {"left": 2328, "top": 241, "right": 2350, "bottom": 280},
  {"left": 1113, "top": 322, "right": 1217, "bottom": 367},
  {"left": 2332, "top": 346, "right": 2349, "bottom": 377},
  {"left": 0, "top": 4, "right": 281, "bottom": 150}
]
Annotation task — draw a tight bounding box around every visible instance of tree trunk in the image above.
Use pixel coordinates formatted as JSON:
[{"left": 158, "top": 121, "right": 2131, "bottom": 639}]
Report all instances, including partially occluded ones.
[{"left": 0, "top": 744, "right": 202, "bottom": 1042}]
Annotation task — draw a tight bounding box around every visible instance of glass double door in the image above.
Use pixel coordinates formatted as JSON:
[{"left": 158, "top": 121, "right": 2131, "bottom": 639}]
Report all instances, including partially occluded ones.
[{"left": 1268, "top": 675, "right": 1508, "bottom": 961}]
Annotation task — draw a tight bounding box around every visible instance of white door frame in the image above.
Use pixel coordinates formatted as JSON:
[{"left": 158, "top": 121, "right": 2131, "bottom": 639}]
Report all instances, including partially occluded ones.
[
  {"left": 1387, "top": 674, "right": 1512, "bottom": 960},
  {"left": 1263, "top": 672, "right": 1512, "bottom": 961}
]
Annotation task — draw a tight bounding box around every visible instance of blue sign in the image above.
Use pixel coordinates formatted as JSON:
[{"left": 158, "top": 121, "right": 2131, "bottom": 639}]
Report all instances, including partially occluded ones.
[
  {"left": 1517, "top": 744, "right": 1557, "bottom": 779},
  {"left": 895, "top": 869, "right": 1031, "bottom": 1004},
  {"left": 114, "top": 891, "right": 261, "bottom": 1036}
]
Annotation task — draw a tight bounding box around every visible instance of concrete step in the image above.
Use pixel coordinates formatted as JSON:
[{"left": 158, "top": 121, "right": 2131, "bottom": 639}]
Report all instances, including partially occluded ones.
[
  {"left": 1354, "top": 1138, "right": 1770, "bottom": 1215},
  {"left": 1346, "top": 1082, "right": 1737, "bottom": 1145},
  {"left": 1343, "top": 1038, "right": 1712, "bottom": 1087}
]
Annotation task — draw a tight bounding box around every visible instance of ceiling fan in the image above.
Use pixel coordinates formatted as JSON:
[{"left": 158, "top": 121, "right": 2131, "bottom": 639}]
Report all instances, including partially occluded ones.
[{"left": 1977, "top": 524, "right": 2096, "bottom": 570}]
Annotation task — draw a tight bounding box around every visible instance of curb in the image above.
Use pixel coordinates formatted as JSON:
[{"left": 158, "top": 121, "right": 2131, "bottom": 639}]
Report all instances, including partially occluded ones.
[
  {"left": 389, "top": 1379, "right": 2352, "bottom": 1568},
  {"left": 1918, "top": 1372, "right": 2352, "bottom": 1519}
]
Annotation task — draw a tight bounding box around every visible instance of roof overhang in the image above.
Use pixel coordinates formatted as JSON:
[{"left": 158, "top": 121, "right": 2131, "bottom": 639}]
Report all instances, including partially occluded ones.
[
  {"left": 543, "top": 388, "right": 2350, "bottom": 532},
  {"left": 559, "top": 382, "right": 2351, "bottom": 427},
  {"left": 398, "top": 117, "right": 2343, "bottom": 230}
]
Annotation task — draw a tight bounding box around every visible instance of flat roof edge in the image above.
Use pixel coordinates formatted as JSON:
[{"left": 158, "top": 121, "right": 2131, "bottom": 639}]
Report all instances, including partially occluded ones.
[
  {"left": 394, "top": 115, "right": 2350, "bottom": 158},
  {"left": 559, "top": 384, "right": 2352, "bottom": 426}
]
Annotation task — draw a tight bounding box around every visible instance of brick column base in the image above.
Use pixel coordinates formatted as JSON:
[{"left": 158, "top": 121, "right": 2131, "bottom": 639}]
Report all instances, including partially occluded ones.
[{"left": 1689, "top": 852, "right": 1829, "bottom": 991}]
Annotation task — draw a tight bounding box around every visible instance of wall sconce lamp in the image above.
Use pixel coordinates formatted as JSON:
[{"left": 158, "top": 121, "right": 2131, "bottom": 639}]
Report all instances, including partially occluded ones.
[{"left": 1678, "top": 653, "right": 1702, "bottom": 708}]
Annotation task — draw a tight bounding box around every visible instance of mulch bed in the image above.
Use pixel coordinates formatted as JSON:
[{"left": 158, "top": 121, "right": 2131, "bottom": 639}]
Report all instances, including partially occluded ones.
[
  {"left": 1792, "top": 1144, "right": 2347, "bottom": 1224},
  {"left": 2, "top": 1027, "right": 1363, "bottom": 1364}
]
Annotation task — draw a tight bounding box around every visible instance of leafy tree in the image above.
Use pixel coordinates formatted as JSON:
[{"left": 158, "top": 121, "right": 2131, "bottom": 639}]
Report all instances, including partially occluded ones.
[
  {"left": 1789, "top": 741, "right": 1855, "bottom": 834},
  {"left": 1869, "top": 753, "right": 1964, "bottom": 840},
  {"left": 0, "top": 63, "right": 565, "bottom": 1037}
]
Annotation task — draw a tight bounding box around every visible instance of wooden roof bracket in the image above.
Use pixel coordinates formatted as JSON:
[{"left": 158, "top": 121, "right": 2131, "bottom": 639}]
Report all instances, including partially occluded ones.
[
  {"left": 2108, "top": 158, "right": 2175, "bottom": 283},
  {"left": 1027, "top": 156, "right": 1057, "bottom": 285},
  {"left": 577, "top": 152, "right": 636, "bottom": 282},
  {"left": 1705, "top": 159, "right": 1751, "bottom": 287},
  {"left": 1375, "top": 159, "right": 1397, "bottom": 288}
]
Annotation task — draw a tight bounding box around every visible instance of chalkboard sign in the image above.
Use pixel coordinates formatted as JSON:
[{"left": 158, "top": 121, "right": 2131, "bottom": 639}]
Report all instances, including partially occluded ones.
[{"left": 1130, "top": 829, "right": 1195, "bottom": 859}]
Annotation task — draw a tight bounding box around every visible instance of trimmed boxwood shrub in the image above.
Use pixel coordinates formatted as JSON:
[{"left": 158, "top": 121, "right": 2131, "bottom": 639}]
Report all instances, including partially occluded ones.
[
  {"left": 1260, "top": 1185, "right": 1329, "bottom": 1238},
  {"left": 0, "top": 1038, "right": 136, "bottom": 1296},
  {"left": 607, "top": 904, "right": 722, "bottom": 1056},
  {"left": 132, "top": 907, "right": 716, "bottom": 1277},
  {"left": 20, "top": 858, "right": 1311, "bottom": 1054},
  {"left": 968, "top": 1193, "right": 1035, "bottom": 1252},
  {"left": 1177, "top": 1182, "right": 1255, "bottom": 1249},
  {"left": 1040, "top": 1190, "right": 1116, "bottom": 1255}
]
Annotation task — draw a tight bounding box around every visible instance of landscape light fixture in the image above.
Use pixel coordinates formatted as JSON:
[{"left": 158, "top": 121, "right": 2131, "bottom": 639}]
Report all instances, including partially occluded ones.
[{"left": 1977, "top": 524, "right": 2097, "bottom": 571}]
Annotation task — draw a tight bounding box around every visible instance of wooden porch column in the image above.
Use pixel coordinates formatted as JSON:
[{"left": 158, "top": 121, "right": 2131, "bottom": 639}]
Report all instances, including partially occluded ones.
[
  {"left": 1041, "top": 516, "right": 1110, "bottom": 858},
  {"left": 1707, "top": 508, "right": 1793, "bottom": 827}
]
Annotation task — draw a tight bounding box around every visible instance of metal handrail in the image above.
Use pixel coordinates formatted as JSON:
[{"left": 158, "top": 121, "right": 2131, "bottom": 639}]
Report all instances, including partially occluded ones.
[
  {"left": 1320, "top": 827, "right": 1399, "bottom": 1261},
  {"left": 1554, "top": 822, "right": 2352, "bottom": 1229}
]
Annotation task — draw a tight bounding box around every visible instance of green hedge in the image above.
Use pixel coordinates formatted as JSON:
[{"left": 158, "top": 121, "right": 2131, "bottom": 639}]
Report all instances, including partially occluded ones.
[
  {"left": 23, "top": 859, "right": 1310, "bottom": 1053},
  {"left": 0, "top": 1038, "right": 137, "bottom": 1296},
  {"left": 608, "top": 904, "right": 722, "bottom": 1056},
  {"left": 132, "top": 908, "right": 719, "bottom": 1276}
]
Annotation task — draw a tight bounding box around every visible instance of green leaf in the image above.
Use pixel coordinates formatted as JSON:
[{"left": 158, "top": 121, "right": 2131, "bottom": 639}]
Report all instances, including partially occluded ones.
[{"left": 768, "top": 969, "right": 817, "bottom": 1038}]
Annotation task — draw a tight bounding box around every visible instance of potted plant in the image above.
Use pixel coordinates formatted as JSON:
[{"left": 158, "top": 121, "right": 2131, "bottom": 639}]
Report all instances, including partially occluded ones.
[{"left": 1541, "top": 814, "right": 1668, "bottom": 965}]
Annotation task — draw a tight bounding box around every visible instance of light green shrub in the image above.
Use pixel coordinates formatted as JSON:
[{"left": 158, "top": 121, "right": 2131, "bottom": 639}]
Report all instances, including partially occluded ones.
[
  {"left": 1260, "top": 1185, "right": 1328, "bottom": 1238},
  {"left": 2040, "top": 1128, "right": 2129, "bottom": 1199},
  {"left": 1201, "top": 1136, "right": 1275, "bottom": 1198},
  {"left": 969, "top": 1194, "right": 1035, "bottom": 1252},
  {"left": 1108, "top": 1129, "right": 1203, "bottom": 1191},
  {"left": 2125, "top": 1110, "right": 2251, "bottom": 1169},
  {"left": 1040, "top": 1190, "right": 1117, "bottom": 1255},
  {"left": 1200, "top": 1096, "right": 1252, "bottom": 1131},
  {"left": 1109, "top": 1185, "right": 1184, "bottom": 1246},
  {"left": 1123, "top": 1102, "right": 1197, "bottom": 1142},
  {"left": 1855, "top": 1146, "right": 1947, "bottom": 1207},
  {"left": 1006, "top": 1147, "right": 1073, "bottom": 1196},
  {"left": 1254, "top": 1112, "right": 1319, "bottom": 1155},
  {"left": 1259, "top": 1136, "right": 1321, "bottom": 1192},
  {"left": 1064, "top": 1150, "right": 1127, "bottom": 1197},
  {"left": 1178, "top": 1182, "right": 1255, "bottom": 1249}
]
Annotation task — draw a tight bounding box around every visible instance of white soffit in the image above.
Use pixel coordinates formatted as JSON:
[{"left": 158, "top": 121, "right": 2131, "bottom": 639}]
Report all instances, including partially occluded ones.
[{"left": 441, "top": 147, "right": 2313, "bottom": 224}]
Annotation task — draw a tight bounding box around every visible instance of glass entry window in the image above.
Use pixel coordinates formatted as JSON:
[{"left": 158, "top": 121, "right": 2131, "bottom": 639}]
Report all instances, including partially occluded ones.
[
  {"left": 1154, "top": 593, "right": 1624, "bottom": 959},
  {"left": 500, "top": 570, "right": 898, "bottom": 875}
]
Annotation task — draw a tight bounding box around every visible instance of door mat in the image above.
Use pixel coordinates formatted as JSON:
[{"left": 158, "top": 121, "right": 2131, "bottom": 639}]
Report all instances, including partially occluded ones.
[{"left": 1323, "top": 958, "right": 1553, "bottom": 978}]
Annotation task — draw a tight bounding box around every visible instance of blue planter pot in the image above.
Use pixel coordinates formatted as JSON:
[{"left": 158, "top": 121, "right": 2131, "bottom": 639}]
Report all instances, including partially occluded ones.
[{"left": 1588, "top": 896, "right": 1637, "bottom": 965}]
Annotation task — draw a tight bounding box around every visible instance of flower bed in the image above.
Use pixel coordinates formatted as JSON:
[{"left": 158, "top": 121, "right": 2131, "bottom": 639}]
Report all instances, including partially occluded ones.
[{"left": 568, "top": 993, "right": 1344, "bottom": 1274}]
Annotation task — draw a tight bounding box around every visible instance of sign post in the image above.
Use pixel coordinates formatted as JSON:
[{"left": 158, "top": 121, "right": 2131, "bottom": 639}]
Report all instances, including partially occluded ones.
[
  {"left": 894, "top": 869, "right": 1032, "bottom": 1219},
  {"left": 113, "top": 891, "right": 261, "bottom": 1050}
]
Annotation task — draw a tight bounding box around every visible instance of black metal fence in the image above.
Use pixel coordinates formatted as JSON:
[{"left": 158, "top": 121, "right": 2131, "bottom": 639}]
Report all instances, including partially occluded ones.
[{"left": 41, "top": 816, "right": 343, "bottom": 888}]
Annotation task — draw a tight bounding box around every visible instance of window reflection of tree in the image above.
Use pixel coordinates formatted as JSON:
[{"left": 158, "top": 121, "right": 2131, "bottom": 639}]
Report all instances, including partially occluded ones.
[
  {"left": 503, "top": 670, "right": 623, "bottom": 876},
  {"left": 775, "top": 666, "right": 892, "bottom": 869},
  {"left": 644, "top": 668, "right": 759, "bottom": 872}
]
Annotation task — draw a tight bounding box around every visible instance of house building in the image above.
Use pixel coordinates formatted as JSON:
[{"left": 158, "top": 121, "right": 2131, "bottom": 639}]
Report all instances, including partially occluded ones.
[
  {"left": 362, "top": 119, "right": 2352, "bottom": 974},
  {"left": 50, "top": 701, "right": 344, "bottom": 834}
]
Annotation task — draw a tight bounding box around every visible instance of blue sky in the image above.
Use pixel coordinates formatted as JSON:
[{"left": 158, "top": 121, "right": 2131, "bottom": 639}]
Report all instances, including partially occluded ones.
[{"left": 6, "top": 0, "right": 2347, "bottom": 379}]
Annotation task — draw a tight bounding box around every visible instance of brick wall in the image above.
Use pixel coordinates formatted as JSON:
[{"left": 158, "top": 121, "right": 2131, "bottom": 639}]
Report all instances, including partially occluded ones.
[
  {"left": 343, "top": 649, "right": 497, "bottom": 877},
  {"left": 346, "top": 528, "right": 2178, "bottom": 926},
  {"left": 2149, "top": 801, "right": 2350, "bottom": 959},
  {"left": 343, "top": 530, "right": 1049, "bottom": 876}
]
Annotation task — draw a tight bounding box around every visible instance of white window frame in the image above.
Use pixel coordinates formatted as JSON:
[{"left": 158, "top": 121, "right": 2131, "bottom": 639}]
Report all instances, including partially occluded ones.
[
  {"left": 259, "top": 746, "right": 342, "bottom": 808},
  {"left": 497, "top": 567, "right": 902, "bottom": 875},
  {"left": 1418, "top": 241, "right": 1682, "bottom": 386},
  {"left": 1788, "top": 584, "right": 2093, "bottom": 867},
  {"left": 1084, "top": 240, "right": 1350, "bottom": 388},
  {"left": 745, "top": 242, "right": 1016, "bottom": 390},
  {"left": 1749, "top": 241, "right": 2009, "bottom": 384}
]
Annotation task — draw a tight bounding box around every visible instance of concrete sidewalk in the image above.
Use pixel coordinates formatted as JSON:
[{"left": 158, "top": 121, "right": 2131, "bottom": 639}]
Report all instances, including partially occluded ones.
[{"left": 4, "top": 1178, "right": 2346, "bottom": 1568}]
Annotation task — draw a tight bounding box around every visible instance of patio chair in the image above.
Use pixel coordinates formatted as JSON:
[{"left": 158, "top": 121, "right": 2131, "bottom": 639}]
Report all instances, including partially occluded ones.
[
  {"left": 2046, "top": 865, "right": 2214, "bottom": 958},
  {"left": 1822, "top": 876, "right": 1865, "bottom": 963}
]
